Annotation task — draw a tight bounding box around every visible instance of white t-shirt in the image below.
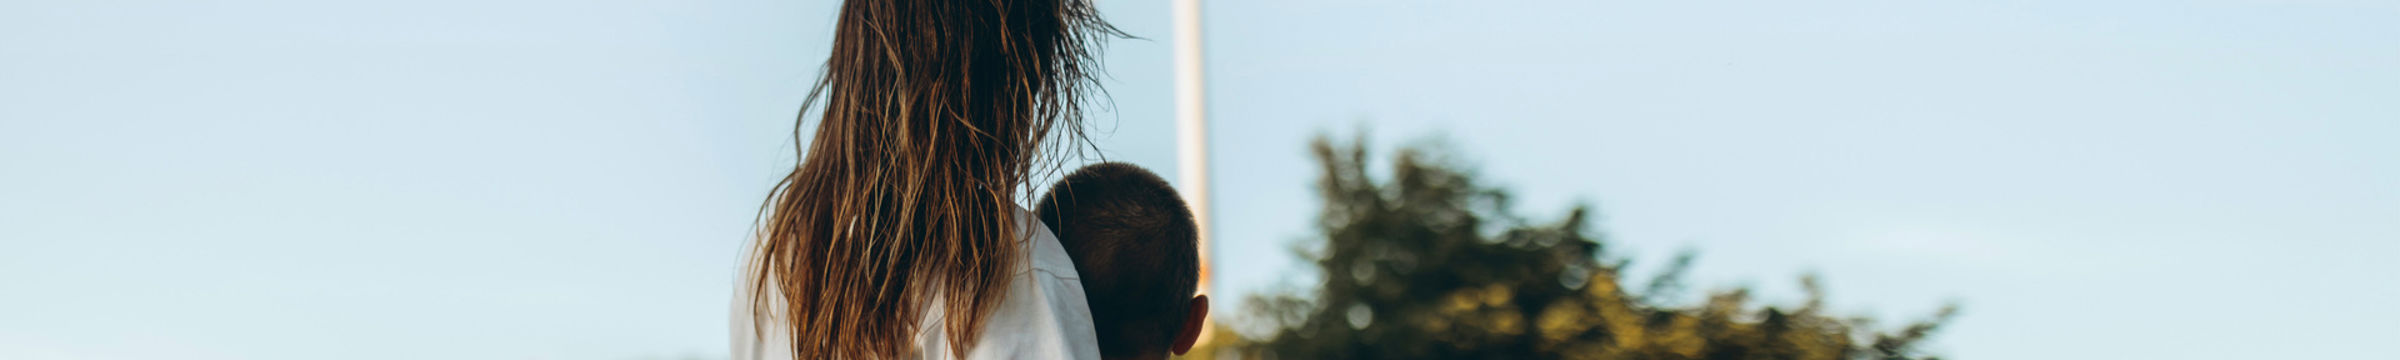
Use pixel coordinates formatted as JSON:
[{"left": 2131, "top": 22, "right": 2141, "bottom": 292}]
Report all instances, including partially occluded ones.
[{"left": 730, "top": 209, "right": 1102, "bottom": 360}]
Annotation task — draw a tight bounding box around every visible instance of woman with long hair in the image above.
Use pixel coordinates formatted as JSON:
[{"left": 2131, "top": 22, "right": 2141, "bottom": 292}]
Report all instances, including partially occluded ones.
[{"left": 731, "top": 0, "right": 1121, "bottom": 359}]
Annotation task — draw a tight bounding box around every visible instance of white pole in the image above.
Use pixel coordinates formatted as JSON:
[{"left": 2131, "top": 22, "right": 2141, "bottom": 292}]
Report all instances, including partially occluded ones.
[
  {"left": 1171, "top": 0, "right": 1210, "bottom": 296},
  {"left": 1172, "top": 0, "right": 1217, "bottom": 343}
]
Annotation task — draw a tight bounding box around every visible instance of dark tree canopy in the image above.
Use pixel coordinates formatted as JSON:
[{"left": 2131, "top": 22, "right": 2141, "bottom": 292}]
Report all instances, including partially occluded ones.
[{"left": 1187, "top": 132, "right": 1956, "bottom": 360}]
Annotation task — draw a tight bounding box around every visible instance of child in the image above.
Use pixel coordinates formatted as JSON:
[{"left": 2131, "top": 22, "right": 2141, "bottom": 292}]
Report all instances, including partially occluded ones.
[{"left": 1035, "top": 162, "right": 1212, "bottom": 360}]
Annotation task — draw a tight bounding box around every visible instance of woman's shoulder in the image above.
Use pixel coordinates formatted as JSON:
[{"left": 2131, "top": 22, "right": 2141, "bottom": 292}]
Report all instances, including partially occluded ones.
[
  {"left": 1016, "top": 207, "right": 1083, "bottom": 280},
  {"left": 936, "top": 208, "right": 1100, "bottom": 359},
  {"left": 890, "top": 209, "right": 1105, "bottom": 360},
  {"left": 732, "top": 209, "right": 1103, "bottom": 360}
]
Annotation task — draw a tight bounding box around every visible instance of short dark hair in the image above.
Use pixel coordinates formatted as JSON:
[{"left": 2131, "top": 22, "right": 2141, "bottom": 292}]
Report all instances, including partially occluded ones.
[{"left": 1035, "top": 162, "right": 1201, "bottom": 359}]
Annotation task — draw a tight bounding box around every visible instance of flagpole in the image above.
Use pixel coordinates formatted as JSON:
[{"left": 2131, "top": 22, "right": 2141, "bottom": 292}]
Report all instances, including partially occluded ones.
[{"left": 1172, "top": 0, "right": 1213, "bottom": 306}]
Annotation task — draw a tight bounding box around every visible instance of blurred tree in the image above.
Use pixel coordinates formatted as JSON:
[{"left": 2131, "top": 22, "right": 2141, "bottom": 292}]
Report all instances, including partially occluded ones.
[{"left": 1185, "top": 132, "right": 1957, "bottom": 360}]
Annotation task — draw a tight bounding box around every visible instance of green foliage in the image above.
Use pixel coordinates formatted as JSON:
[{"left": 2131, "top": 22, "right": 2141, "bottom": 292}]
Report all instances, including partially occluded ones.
[{"left": 1189, "top": 133, "right": 1957, "bottom": 360}]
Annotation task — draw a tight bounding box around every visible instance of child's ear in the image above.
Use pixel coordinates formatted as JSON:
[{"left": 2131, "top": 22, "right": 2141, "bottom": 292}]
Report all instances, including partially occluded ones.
[{"left": 1170, "top": 294, "right": 1210, "bottom": 355}]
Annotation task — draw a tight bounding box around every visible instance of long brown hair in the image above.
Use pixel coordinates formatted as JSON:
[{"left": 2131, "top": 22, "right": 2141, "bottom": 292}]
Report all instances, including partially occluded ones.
[{"left": 748, "top": 0, "right": 1118, "bottom": 358}]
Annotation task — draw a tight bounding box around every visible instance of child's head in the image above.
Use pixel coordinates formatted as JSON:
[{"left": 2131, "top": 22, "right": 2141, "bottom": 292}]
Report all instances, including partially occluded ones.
[{"left": 1035, "top": 162, "right": 1210, "bottom": 360}]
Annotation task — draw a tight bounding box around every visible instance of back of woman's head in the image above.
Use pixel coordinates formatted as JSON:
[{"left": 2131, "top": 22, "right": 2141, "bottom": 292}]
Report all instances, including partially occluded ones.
[{"left": 750, "top": 0, "right": 1119, "bottom": 358}]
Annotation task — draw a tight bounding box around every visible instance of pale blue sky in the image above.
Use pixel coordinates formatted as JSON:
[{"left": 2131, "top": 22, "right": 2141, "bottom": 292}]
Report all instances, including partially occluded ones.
[{"left": 2, "top": 0, "right": 2394, "bottom": 359}]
